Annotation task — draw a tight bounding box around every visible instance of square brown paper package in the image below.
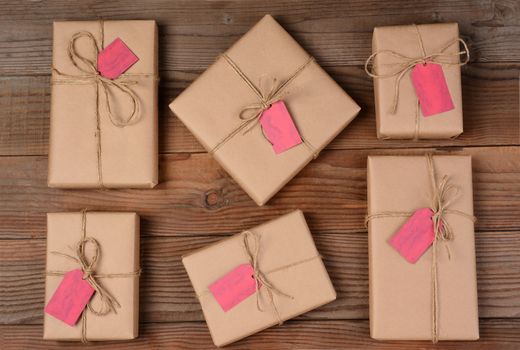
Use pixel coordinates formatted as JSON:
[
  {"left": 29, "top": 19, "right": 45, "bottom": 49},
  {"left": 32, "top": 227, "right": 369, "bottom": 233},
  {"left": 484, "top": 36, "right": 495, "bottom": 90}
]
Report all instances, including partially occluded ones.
[
  {"left": 182, "top": 210, "right": 336, "bottom": 347},
  {"left": 366, "top": 155, "right": 479, "bottom": 341},
  {"left": 367, "top": 23, "right": 468, "bottom": 139},
  {"left": 170, "top": 15, "right": 360, "bottom": 206},
  {"left": 44, "top": 212, "right": 140, "bottom": 341},
  {"left": 48, "top": 20, "right": 158, "bottom": 188}
]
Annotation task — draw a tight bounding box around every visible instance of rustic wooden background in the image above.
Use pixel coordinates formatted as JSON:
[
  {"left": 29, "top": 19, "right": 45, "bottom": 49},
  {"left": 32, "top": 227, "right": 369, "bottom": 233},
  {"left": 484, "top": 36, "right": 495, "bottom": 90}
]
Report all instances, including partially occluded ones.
[{"left": 1, "top": 0, "right": 520, "bottom": 349}]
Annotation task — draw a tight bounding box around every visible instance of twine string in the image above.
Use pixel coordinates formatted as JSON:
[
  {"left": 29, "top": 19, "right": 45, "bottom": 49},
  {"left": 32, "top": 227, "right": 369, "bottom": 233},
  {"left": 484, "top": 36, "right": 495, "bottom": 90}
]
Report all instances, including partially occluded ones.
[
  {"left": 364, "top": 154, "right": 476, "bottom": 342},
  {"left": 242, "top": 230, "right": 294, "bottom": 325}
]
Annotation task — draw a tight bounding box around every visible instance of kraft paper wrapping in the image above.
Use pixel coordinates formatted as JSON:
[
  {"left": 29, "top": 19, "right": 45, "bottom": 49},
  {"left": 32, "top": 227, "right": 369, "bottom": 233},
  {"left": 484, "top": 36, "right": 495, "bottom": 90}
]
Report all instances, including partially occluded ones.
[
  {"left": 372, "top": 23, "right": 464, "bottom": 139},
  {"left": 48, "top": 20, "right": 158, "bottom": 188},
  {"left": 44, "top": 212, "right": 140, "bottom": 341},
  {"left": 170, "top": 15, "right": 360, "bottom": 206},
  {"left": 182, "top": 210, "right": 336, "bottom": 347},
  {"left": 367, "top": 155, "right": 479, "bottom": 340}
]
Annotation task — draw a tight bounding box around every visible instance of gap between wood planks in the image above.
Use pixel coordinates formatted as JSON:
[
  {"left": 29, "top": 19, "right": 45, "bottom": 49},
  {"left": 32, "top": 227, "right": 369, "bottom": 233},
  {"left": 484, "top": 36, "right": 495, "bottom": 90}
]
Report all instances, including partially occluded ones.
[
  {"left": 0, "top": 144, "right": 518, "bottom": 159},
  {"left": 1, "top": 146, "right": 520, "bottom": 237}
]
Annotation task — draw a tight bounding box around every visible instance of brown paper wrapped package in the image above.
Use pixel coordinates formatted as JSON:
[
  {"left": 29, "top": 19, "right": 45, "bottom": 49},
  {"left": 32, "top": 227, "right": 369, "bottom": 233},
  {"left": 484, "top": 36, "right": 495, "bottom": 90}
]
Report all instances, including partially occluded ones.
[
  {"left": 44, "top": 212, "right": 140, "bottom": 341},
  {"left": 170, "top": 15, "right": 360, "bottom": 205},
  {"left": 48, "top": 20, "right": 158, "bottom": 188},
  {"left": 182, "top": 210, "right": 336, "bottom": 347},
  {"left": 371, "top": 23, "right": 464, "bottom": 139},
  {"left": 367, "top": 155, "right": 479, "bottom": 340}
]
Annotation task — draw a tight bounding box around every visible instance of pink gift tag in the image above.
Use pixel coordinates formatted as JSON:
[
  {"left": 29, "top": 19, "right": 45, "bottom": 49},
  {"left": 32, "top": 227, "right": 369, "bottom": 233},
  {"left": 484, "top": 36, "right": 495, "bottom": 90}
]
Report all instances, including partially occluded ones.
[
  {"left": 97, "top": 38, "right": 139, "bottom": 79},
  {"left": 259, "top": 100, "right": 303, "bottom": 154},
  {"left": 388, "top": 208, "right": 435, "bottom": 264},
  {"left": 209, "top": 264, "right": 258, "bottom": 312},
  {"left": 44, "top": 269, "right": 95, "bottom": 326},
  {"left": 411, "top": 62, "right": 454, "bottom": 117}
]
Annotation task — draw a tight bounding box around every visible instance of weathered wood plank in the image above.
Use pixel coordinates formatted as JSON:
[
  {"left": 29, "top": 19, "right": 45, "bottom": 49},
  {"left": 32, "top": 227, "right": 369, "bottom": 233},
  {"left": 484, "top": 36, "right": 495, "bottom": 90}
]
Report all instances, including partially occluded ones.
[
  {"left": 1, "top": 319, "right": 520, "bottom": 349},
  {"left": 0, "top": 147, "right": 519, "bottom": 239},
  {"left": 0, "top": 63, "right": 518, "bottom": 156},
  {"left": 1, "top": 229, "right": 519, "bottom": 324},
  {"left": 1, "top": 0, "right": 520, "bottom": 76}
]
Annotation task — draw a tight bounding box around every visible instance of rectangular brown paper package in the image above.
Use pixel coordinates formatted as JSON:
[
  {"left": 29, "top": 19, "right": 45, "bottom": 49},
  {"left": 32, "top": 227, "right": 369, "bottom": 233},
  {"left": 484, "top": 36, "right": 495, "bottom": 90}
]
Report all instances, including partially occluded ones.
[
  {"left": 44, "top": 211, "right": 140, "bottom": 341},
  {"left": 369, "top": 23, "right": 466, "bottom": 139},
  {"left": 48, "top": 20, "right": 158, "bottom": 188},
  {"left": 367, "top": 155, "right": 478, "bottom": 341},
  {"left": 182, "top": 210, "right": 336, "bottom": 347}
]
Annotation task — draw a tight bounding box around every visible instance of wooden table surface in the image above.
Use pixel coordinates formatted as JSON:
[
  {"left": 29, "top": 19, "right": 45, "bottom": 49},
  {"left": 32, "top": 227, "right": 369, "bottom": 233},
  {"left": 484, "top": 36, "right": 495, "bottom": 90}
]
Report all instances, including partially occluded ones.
[{"left": 1, "top": 0, "right": 520, "bottom": 349}]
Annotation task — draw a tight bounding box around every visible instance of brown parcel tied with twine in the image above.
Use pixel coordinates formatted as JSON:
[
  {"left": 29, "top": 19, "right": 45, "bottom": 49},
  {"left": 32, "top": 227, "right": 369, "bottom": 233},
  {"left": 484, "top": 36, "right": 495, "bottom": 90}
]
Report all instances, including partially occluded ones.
[
  {"left": 182, "top": 210, "right": 336, "bottom": 347},
  {"left": 48, "top": 21, "right": 158, "bottom": 188},
  {"left": 366, "top": 155, "right": 479, "bottom": 341},
  {"left": 44, "top": 212, "right": 140, "bottom": 341},
  {"left": 366, "top": 23, "right": 469, "bottom": 139},
  {"left": 170, "top": 15, "right": 360, "bottom": 206}
]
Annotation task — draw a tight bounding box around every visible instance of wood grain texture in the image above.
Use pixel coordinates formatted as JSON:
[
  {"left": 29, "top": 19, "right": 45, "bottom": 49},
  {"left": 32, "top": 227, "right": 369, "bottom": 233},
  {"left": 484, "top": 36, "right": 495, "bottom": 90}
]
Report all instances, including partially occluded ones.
[
  {"left": 2, "top": 319, "right": 520, "bottom": 350},
  {"left": 0, "top": 147, "right": 519, "bottom": 238},
  {"left": 0, "top": 63, "right": 519, "bottom": 156},
  {"left": 1, "top": 230, "right": 519, "bottom": 325}
]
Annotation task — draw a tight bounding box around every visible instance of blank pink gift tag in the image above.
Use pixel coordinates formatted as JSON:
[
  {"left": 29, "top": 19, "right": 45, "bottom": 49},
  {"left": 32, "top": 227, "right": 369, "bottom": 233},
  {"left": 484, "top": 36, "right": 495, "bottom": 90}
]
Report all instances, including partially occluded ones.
[
  {"left": 209, "top": 264, "right": 258, "bottom": 312},
  {"left": 388, "top": 208, "right": 435, "bottom": 264},
  {"left": 411, "top": 62, "right": 454, "bottom": 117},
  {"left": 97, "top": 38, "right": 139, "bottom": 80},
  {"left": 44, "top": 269, "right": 95, "bottom": 326},
  {"left": 259, "top": 100, "right": 302, "bottom": 154}
]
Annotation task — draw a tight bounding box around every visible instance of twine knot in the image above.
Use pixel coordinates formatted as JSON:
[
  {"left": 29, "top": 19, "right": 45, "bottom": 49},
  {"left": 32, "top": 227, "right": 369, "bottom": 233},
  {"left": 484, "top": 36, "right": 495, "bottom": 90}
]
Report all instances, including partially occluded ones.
[
  {"left": 210, "top": 54, "right": 318, "bottom": 158},
  {"left": 243, "top": 231, "right": 294, "bottom": 325},
  {"left": 82, "top": 268, "right": 93, "bottom": 280},
  {"left": 430, "top": 175, "right": 457, "bottom": 243},
  {"left": 238, "top": 76, "right": 283, "bottom": 135}
]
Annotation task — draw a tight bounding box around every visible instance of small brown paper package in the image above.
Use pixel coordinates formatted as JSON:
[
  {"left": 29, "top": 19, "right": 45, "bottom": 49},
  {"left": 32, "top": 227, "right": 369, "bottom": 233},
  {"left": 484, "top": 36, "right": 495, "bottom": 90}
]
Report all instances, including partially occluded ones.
[
  {"left": 366, "top": 155, "right": 479, "bottom": 341},
  {"left": 170, "top": 15, "right": 360, "bottom": 205},
  {"left": 367, "top": 23, "right": 468, "bottom": 139},
  {"left": 44, "top": 211, "right": 140, "bottom": 341},
  {"left": 48, "top": 20, "right": 159, "bottom": 188},
  {"left": 182, "top": 210, "right": 336, "bottom": 347}
]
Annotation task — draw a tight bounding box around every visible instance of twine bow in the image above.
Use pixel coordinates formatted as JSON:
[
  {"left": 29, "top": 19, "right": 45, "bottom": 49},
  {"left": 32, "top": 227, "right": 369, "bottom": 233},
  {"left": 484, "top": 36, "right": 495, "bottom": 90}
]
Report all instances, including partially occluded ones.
[
  {"left": 52, "top": 31, "right": 141, "bottom": 128},
  {"left": 365, "top": 24, "right": 469, "bottom": 117},
  {"left": 365, "top": 154, "right": 476, "bottom": 343},
  {"left": 242, "top": 231, "right": 294, "bottom": 325},
  {"left": 429, "top": 162, "right": 464, "bottom": 256},
  {"left": 210, "top": 54, "right": 318, "bottom": 158},
  {"left": 46, "top": 210, "right": 141, "bottom": 343},
  {"left": 238, "top": 75, "right": 287, "bottom": 135},
  {"left": 51, "top": 237, "right": 120, "bottom": 317}
]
